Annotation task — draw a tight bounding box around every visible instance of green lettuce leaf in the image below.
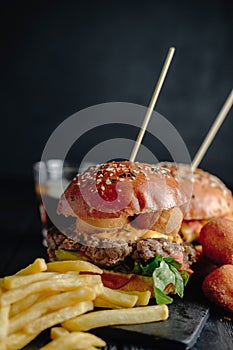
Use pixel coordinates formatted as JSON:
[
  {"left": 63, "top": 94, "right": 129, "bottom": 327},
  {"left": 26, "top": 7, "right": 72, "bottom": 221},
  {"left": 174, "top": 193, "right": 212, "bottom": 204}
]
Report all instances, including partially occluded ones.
[
  {"left": 169, "top": 265, "right": 184, "bottom": 298},
  {"left": 154, "top": 287, "right": 173, "bottom": 305},
  {"left": 152, "top": 260, "right": 175, "bottom": 304},
  {"left": 55, "top": 250, "right": 189, "bottom": 305},
  {"left": 148, "top": 256, "right": 189, "bottom": 305},
  {"left": 180, "top": 270, "right": 190, "bottom": 286},
  {"left": 152, "top": 260, "right": 175, "bottom": 291},
  {"left": 134, "top": 255, "right": 162, "bottom": 276},
  {"left": 163, "top": 256, "right": 182, "bottom": 269}
]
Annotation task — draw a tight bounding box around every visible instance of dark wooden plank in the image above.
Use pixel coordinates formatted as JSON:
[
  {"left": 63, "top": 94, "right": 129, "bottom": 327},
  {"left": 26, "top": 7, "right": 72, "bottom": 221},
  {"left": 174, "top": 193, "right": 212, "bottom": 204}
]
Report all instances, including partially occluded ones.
[{"left": 192, "top": 311, "right": 233, "bottom": 350}]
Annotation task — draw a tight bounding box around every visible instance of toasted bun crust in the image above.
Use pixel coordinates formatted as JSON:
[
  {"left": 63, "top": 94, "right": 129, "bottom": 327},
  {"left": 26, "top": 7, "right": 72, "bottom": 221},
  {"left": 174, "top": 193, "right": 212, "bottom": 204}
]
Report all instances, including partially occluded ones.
[
  {"left": 160, "top": 162, "right": 233, "bottom": 220},
  {"left": 57, "top": 161, "right": 186, "bottom": 222}
]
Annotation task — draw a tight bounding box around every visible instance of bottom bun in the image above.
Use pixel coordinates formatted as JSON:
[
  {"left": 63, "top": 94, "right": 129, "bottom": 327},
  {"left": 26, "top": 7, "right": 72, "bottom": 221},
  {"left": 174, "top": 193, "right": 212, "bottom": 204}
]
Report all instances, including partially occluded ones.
[
  {"left": 100, "top": 270, "right": 175, "bottom": 297},
  {"left": 119, "top": 275, "right": 155, "bottom": 296}
]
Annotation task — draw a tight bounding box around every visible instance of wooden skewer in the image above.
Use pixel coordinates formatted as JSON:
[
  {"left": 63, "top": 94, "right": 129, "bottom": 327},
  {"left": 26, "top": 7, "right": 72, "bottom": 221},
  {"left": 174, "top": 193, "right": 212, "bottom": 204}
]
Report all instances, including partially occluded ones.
[
  {"left": 129, "top": 47, "right": 175, "bottom": 162},
  {"left": 191, "top": 89, "right": 233, "bottom": 171}
]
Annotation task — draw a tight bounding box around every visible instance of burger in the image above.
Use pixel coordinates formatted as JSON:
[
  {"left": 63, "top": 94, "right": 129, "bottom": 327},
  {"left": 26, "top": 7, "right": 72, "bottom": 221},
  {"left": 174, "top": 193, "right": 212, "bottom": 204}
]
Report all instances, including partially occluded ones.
[
  {"left": 159, "top": 162, "right": 233, "bottom": 242},
  {"left": 46, "top": 161, "right": 197, "bottom": 304}
]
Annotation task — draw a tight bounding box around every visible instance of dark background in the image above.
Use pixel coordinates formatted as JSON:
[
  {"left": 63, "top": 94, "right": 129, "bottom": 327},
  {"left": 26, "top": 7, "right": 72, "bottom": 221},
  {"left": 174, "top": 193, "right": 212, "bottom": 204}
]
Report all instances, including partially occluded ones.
[
  {"left": 0, "top": 0, "right": 232, "bottom": 184},
  {"left": 0, "top": 3, "right": 233, "bottom": 347}
]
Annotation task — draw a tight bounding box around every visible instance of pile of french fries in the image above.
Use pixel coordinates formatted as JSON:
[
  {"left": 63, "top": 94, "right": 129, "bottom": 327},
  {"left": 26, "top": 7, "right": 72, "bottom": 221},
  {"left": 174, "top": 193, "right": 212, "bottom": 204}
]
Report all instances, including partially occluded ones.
[{"left": 0, "top": 258, "right": 169, "bottom": 350}]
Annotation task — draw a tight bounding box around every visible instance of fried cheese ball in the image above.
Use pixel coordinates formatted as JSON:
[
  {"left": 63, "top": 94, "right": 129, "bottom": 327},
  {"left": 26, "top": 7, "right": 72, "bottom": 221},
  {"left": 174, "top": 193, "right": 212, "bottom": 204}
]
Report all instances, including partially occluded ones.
[
  {"left": 199, "top": 218, "right": 233, "bottom": 266},
  {"left": 202, "top": 264, "right": 233, "bottom": 313}
]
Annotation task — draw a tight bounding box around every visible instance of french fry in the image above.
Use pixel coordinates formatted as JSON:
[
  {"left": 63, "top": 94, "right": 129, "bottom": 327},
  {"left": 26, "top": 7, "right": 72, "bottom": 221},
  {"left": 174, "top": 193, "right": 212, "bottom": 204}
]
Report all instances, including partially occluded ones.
[
  {"left": 1, "top": 274, "right": 102, "bottom": 306},
  {"left": 118, "top": 290, "right": 151, "bottom": 306},
  {"left": 4, "top": 272, "right": 56, "bottom": 290},
  {"left": 62, "top": 304, "right": 169, "bottom": 331},
  {"left": 6, "top": 331, "right": 39, "bottom": 350},
  {"left": 0, "top": 339, "right": 7, "bottom": 350},
  {"left": 15, "top": 258, "right": 47, "bottom": 276},
  {"left": 90, "top": 283, "right": 104, "bottom": 296},
  {"left": 25, "top": 300, "right": 94, "bottom": 335},
  {"left": 0, "top": 258, "right": 169, "bottom": 350},
  {"left": 98, "top": 286, "right": 138, "bottom": 308},
  {"left": 47, "top": 260, "right": 103, "bottom": 274},
  {"left": 50, "top": 327, "right": 69, "bottom": 339},
  {"left": 9, "top": 286, "right": 97, "bottom": 334},
  {"left": 94, "top": 296, "right": 122, "bottom": 309},
  {"left": 0, "top": 304, "right": 10, "bottom": 339},
  {"left": 51, "top": 328, "right": 101, "bottom": 350},
  {"left": 39, "top": 332, "right": 106, "bottom": 350},
  {"left": 9, "top": 293, "right": 46, "bottom": 318}
]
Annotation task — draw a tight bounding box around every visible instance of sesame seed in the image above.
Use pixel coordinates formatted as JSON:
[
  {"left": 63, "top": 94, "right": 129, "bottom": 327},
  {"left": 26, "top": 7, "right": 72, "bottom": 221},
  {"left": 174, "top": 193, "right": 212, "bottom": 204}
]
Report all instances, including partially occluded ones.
[
  {"left": 106, "top": 167, "right": 114, "bottom": 171},
  {"left": 101, "top": 185, "right": 105, "bottom": 191},
  {"left": 91, "top": 189, "right": 98, "bottom": 193},
  {"left": 106, "top": 178, "right": 111, "bottom": 185}
]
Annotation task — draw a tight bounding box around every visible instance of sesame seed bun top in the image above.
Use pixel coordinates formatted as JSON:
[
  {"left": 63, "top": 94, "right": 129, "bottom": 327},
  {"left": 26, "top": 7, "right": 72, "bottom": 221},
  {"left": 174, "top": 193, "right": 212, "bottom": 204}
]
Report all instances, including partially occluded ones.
[{"left": 57, "top": 161, "right": 187, "bottom": 222}]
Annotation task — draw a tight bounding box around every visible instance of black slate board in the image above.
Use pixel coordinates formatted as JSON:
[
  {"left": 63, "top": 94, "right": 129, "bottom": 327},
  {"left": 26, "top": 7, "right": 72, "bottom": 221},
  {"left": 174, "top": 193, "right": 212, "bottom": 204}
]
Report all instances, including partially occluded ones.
[
  {"left": 94, "top": 295, "right": 209, "bottom": 350},
  {"left": 22, "top": 276, "right": 209, "bottom": 350}
]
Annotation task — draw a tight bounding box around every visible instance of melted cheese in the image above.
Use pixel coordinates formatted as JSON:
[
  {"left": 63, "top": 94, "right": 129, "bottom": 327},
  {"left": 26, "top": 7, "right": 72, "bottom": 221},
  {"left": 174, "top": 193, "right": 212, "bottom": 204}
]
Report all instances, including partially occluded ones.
[
  {"left": 76, "top": 218, "right": 182, "bottom": 243},
  {"left": 180, "top": 220, "right": 207, "bottom": 242},
  {"left": 140, "top": 230, "right": 173, "bottom": 240}
]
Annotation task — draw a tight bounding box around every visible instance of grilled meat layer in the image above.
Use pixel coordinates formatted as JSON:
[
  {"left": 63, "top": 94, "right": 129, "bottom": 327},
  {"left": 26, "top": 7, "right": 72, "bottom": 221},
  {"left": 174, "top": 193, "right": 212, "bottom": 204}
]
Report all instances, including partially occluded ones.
[{"left": 47, "top": 226, "right": 197, "bottom": 267}]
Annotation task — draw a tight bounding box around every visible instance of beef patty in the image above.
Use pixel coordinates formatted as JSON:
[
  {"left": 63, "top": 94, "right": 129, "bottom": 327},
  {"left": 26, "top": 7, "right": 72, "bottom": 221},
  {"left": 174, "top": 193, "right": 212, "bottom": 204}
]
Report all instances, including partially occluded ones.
[{"left": 47, "top": 226, "right": 197, "bottom": 267}]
